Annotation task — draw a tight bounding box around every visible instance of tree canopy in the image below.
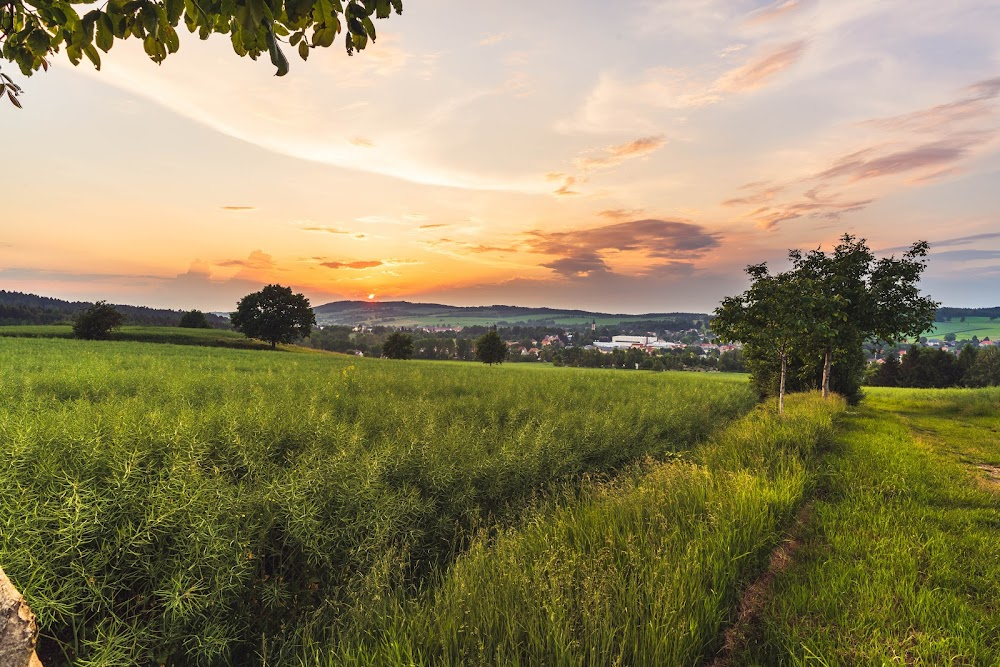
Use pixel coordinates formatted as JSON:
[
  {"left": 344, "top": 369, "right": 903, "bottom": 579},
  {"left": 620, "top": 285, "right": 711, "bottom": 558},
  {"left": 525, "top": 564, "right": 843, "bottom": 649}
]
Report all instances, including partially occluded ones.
[
  {"left": 72, "top": 300, "right": 126, "bottom": 339},
  {"left": 1, "top": 0, "right": 403, "bottom": 106},
  {"left": 712, "top": 234, "right": 937, "bottom": 411},
  {"left": 231, "top": 283, "right": 315, "bottom": 348},
  {"left": 381, "top": 331, "right": 412, "bottom": 359},
  {"left": 178, "top": 309, "right": 211, "bottom": 328},
  {"left": 475, "top": 329, "right": 507, "bottom": 366}
]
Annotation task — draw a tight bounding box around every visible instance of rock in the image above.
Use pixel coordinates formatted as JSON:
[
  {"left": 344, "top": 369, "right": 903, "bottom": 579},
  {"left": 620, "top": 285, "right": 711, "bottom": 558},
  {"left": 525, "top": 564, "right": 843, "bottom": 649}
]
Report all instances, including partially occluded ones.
[{"left": 0, "top": 566, "right": 41, "bottom": 667}]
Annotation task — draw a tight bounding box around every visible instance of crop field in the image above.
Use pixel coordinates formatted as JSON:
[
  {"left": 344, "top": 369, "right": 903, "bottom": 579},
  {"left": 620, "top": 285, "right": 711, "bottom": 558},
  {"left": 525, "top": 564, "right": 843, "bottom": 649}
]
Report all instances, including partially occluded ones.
[
  {"left": 0, "top": 325, "right": 273, "bottom": 349},
  {"left": 742, "top": 386, "right": 1000, "bottom": 665},
  {"left": 926, "top": 316, "right": 1000, "bottom": 341},
  {"left": 1, "top": 336, "right": 795, "bottom": 665}
]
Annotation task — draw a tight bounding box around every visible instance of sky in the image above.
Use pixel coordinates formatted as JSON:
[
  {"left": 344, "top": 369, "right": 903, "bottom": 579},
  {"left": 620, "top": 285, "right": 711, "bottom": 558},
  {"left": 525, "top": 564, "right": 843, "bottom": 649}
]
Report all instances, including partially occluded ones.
[{"left": 3, "top": 0, "right": 1000, "bottom": 313}]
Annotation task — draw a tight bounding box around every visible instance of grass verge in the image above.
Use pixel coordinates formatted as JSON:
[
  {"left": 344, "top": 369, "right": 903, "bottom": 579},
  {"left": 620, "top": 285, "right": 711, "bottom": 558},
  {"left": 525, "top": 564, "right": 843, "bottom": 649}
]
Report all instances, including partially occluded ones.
[{"left": 739, "top": 387, "right": 1000, "bottom": 665}]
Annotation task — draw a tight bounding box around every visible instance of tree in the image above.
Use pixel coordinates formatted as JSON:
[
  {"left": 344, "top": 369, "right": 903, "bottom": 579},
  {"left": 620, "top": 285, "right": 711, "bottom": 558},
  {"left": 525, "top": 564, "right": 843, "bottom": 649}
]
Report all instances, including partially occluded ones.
[
  {"left": 231, "top": 284, "right": 314, "bottom": 348},
  {"left": 712, "top": 264, "right": 807, "bottom": 414},
  {"left": 944, "top": 332, "right": 956, "bottom": 342},
  {"left": 0, "top": 0, "right": 403, "bottom": 107},
  {"left": 964, "top": 346, "right": 1000, "bottom": 388},
  {"left": 713, "top": 234, "right": 937, "bottom": 410},
  {"left": 178, "top": 309, "right": 211, "bottom": 328},
  {"left": 72, "top": 300, "right": 125, "bottom": 339},
  {"left": 475, "top": 328, "right": 507, "bottom": 366},
  {"left": 382, "top": 332, "right": 412, "bottom": 359}
]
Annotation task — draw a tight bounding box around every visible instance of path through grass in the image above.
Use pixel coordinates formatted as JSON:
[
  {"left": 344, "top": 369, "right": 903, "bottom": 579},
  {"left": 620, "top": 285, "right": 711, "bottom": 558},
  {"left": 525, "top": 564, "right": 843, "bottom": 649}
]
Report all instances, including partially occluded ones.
[{"left": 740, "top": 387, "right": 1000, "bottom": 665}]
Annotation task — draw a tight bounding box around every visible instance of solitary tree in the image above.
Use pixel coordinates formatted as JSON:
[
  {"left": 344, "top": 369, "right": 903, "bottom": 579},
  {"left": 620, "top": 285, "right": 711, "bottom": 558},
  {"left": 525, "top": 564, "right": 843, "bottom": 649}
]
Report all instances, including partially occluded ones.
[
  {"left": 178, "top": 309, "right": 211, "bottom": 328},
  {"left": 1, "top": 0, "right": 403, "bottom": 107},
  {"left": 475, "top": 328, "right": 507, "bottom": 366},
  {"left": 382, "top": 332, "right": 412, "bottom": 359},
  {"left": 231, "top": 284, "right": 315, "bottom": 348},
  {"left": 72, "top": 300, "right": 126, "bottom": 339}
]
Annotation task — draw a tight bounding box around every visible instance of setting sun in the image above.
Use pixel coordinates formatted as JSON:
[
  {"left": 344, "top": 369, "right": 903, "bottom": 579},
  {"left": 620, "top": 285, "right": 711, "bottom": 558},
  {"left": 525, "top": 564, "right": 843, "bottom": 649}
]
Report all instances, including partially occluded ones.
[{"left": 368, "top": 293, "right": 376, "bottom": 300}]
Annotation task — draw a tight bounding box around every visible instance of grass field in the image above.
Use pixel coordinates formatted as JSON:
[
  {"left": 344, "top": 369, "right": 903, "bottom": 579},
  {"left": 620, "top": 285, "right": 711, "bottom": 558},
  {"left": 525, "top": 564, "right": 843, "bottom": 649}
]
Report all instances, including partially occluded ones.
[
  {"left": 0, "top": 324, "right": 275, "bottom": 349},
  {"left": 740, "top": 387, "right": 1000, "bottom": 665},
  {"left": 926, "top": 316, "right": 1000, "bottom": 341},
  {"left": 0, "top": 337, "right": 765, "bottom": 665}
]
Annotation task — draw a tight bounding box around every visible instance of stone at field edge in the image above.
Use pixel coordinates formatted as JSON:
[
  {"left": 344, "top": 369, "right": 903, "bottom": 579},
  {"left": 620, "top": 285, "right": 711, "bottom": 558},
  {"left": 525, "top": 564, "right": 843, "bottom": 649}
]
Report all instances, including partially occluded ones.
[{"left": 0, "top": 565, "right": 42, "bottom": 667}]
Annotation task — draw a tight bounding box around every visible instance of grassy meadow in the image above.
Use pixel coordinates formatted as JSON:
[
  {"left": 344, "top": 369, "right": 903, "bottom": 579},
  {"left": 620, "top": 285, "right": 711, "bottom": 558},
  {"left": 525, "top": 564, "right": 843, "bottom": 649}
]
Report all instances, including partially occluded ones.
[
  {"left": 0, "top": 325, "right": 274, "bottom": 349},
  {"left": 1, "top": 336, "right": 776, "bottom": 665},
  {"left": 926, "top": 316, "right": 1000, "bottom": 341},
  {"left": 741, "top": 387, "right": 1000, "bottom": 665},
  {"left": 16, "top": 333, "right": 996, "bottom": 666}
]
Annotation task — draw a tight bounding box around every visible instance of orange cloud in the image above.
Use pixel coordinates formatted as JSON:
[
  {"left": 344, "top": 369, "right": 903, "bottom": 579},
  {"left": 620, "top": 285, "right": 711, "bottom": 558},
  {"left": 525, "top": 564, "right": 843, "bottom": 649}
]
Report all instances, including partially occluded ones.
[
  {"left": 743, "top": 0, "right": 803, "bottom": 27},
  {"left": 320, "top": 260, "right": 384, "bottom": 270},
  {"left": 574, "top": 135, "right": 666, "bottom": 170},
  {"left": 716, "top": 41, "right": 806, "bottom": 92},
  {"left": 221, "top": 205, "right": 255, "bottom": 211}
]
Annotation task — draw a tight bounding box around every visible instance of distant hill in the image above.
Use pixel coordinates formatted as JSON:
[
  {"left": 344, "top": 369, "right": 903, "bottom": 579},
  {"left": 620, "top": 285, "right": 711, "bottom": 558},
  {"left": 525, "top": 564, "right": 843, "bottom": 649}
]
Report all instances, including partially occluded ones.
[
  {"left": 313, "top": 300, "right": 710, "bottom": 328},
  {"left": 0, "top": 290, "right": 230, "bottom": 328}
]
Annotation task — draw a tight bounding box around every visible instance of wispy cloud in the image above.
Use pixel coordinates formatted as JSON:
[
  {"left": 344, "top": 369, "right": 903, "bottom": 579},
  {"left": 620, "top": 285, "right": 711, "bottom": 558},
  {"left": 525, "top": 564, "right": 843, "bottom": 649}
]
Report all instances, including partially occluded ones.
[
  {"left": 743, "top": 0, "right": 804, "bottom": 27},
  {"left": 419, "top": 238, "right": 516, "bottom": 254},
  {"left": 216, "top": 250, "right": 275, "bottom": 270},
  {"left": 301, "top": 226, "right": 367, "bottom": 240},
  {"left": 574, "top": 136, "right": 667, "bottom": 171},
  {"left": 479, "top": 32, "right": 510, "bottom": 47},
  {"left": 222, "top": 206, "right": 255, "bottom": 211},
  {"left": 715, "top": 41, "right": 807, "bottom": 92},
  {"left": 559, "top": 41, "right": 808, "bottom": 133},
  {"left": 722, "top": 75, "right": 1000, "bottom": 230},
  {"left": 320, "top": 260, "right": 384, "bottom": 270},
  {"left": 598, "top": 208, "right": 646, "bottom": 220}
]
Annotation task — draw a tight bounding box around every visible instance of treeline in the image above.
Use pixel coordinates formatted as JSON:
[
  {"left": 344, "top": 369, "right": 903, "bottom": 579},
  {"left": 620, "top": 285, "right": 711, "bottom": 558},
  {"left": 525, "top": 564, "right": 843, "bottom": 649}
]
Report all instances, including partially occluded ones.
[
  {"left": 552, "top": 346, "right": 745, "bottom": 372},
  {"left": 868, "top": 344, "right": 1000, "bottom": 388},
  {"left": 0, "top": 290, "right": 229, "bottom": 327},
  {"left": 935, "top": 306, "right": 1000, "bottom": 321}
]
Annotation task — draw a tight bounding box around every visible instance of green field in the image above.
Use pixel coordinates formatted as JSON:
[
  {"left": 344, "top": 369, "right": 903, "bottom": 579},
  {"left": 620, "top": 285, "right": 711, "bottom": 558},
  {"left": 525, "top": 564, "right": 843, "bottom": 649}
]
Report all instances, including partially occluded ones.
[
  {"left": 6, "top": 334, "right": 996, "bottom": 666},
  {"left": 741, "top": 387, "right": 1000, "bottom": 665},
  {"left": 0, "top": 324, "right": 276, "bottom": 349},
  {"left": 926, "top": 316, "right": 1000, "bottom": 341},
  {"left": 1, "top": 336, "right": 778, "bottom": 665}
]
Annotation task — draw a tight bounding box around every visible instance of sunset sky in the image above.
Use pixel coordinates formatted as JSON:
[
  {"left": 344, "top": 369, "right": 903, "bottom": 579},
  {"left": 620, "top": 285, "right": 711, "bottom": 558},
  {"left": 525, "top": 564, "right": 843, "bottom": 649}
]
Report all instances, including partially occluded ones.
[{"left": 4, "top": 0, "right": 1000, "bottom": 313}]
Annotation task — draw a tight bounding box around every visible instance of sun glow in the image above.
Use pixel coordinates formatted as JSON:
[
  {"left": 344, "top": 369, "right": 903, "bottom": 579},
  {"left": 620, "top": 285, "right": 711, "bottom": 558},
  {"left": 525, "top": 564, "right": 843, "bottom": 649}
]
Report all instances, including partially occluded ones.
[{"left": 368, "top": 293, "right": 376, "bottom": 300}]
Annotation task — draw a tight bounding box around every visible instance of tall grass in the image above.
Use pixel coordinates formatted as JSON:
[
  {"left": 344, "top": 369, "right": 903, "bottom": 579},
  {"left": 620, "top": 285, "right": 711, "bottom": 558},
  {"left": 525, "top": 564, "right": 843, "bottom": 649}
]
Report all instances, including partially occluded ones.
[
  {"left": 741, "top": 387, "right": 1000, "bottom": 665},
  {"left": 0, "top": 337, "right": 755, "bottom": 665},
  {"left": 305, "top": 393, "right": 843, "bottom": 666}
]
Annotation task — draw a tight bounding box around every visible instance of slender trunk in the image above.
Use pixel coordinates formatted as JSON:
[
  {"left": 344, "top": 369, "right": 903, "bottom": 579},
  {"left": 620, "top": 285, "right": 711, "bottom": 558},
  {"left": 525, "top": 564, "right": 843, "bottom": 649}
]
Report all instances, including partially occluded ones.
[
  {"left": 779, "top": 351, "right": 787, "bottom": 416},
  {"left": 822, "top": 348, "right": 832, "bottom": 399}
]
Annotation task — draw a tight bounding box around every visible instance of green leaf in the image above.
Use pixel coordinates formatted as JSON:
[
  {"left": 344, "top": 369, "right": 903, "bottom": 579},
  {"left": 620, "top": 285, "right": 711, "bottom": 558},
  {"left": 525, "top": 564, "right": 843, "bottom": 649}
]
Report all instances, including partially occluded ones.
[
  {"left": 162, "top": 23, "right": 180, "bottom": 52},
  {"left": 265, "top": 28, "right": 288, "bottom": 75},
  {"left": 96, "top": 14, "right": 114, "bottom": 51},
  {"left": 26, "top": 28, "right": 51, "bottom": 57},
  {"left": 83, "top": 42, "right": 101, "bottom": 69},
  {"left": 297, "top": 38, "right": 308, "bottom": 60},
  {"left": 165, "top": 0, "right": 184, "bottom": 23}
]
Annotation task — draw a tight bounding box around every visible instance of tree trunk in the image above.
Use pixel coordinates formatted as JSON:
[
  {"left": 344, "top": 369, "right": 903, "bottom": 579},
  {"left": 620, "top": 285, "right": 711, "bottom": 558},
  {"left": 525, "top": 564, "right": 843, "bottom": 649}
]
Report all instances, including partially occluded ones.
[
  {"left": 779, "top": 352, "right": 787, "bottom": 416},
  {"left": 0, "top": 566, "right": 42, "bottom": 667},
  {"left": 822, "top": 348, "right": 832, "bottom": 399}
]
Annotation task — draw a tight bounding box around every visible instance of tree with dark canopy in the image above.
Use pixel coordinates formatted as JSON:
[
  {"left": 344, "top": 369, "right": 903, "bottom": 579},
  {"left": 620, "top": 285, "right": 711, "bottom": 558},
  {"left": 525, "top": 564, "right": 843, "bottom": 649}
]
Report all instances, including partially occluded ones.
[
  {"left": 72, "top": 300, "right": 125, "bottom": 339},
  {"left": 231, "top": 284, "right": 315, "bottom": 348},
  {"left": 178, "top": 309, "right": 212, "bottom": 328},
  {"left": 713, "top": 234, "right": 937, "bottom": 408},
  {"left": 475, "top": 328, "right": 507, "bottom": 366},
  {"left": 382, "top": 332, "right": 413, "bottom": 359}
]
